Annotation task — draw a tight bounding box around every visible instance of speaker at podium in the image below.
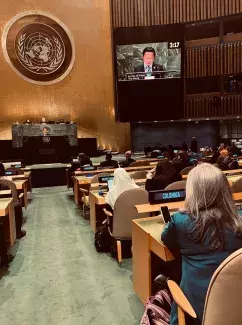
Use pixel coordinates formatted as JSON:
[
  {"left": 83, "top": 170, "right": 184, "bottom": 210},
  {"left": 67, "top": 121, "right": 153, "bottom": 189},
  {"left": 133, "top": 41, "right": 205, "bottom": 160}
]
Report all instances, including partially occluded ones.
[{"left": 23, "top": 136, "right": 70, "bottom": 164}]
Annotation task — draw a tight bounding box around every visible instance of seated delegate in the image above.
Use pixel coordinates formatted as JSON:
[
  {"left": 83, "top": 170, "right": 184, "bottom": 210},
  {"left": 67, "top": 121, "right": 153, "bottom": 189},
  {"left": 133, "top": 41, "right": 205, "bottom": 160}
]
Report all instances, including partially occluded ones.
[
  {"left": 99, "top": 153, "right": 118, "bottom": 169},
  {"left": 145, "top": 161, "right": 182, "bottom": 192},
  {"left": 172, "top": 150, "right": 190, "bottom": 173},
  {"left": 105, "top": 168, "right": 139, "bottom": 209},
  {"left": 208, "top": 148, "right": 220, "bottom": 164},
  {"left": 0, "top": 162, "right": 5, "bottom": 176},
  {"left": 161, "top": 163, "right": 242, "bottom": 325},
  {"left": 78, "top": 153, "right": 92, "bottom": 167},
  {"left": 216, "top": 149, "right": 229, "bottom": 167},
  {"left": 181, "top": 141, "right": 188, "bottom": 152},
  {"left": 119, "top": 151, "right": 135, "bottom": 168},
  {"left": 162, "top": 145, "right": 175, "bottom": 161},
  {"left": 68, "top": 153, "right": 92, "bottom": 173},
  {"left": 0, "top": 178, "right": 26, "bottom": 239},
  {"left": 216, "top": 149, "right": 238, "bottom": 170}
]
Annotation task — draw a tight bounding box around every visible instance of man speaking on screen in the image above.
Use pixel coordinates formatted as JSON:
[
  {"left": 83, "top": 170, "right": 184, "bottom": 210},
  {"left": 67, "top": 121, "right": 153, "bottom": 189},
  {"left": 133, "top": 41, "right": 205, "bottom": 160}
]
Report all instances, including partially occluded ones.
[{"left": 134, "top": 47, "right": 163, "bottom": 74}]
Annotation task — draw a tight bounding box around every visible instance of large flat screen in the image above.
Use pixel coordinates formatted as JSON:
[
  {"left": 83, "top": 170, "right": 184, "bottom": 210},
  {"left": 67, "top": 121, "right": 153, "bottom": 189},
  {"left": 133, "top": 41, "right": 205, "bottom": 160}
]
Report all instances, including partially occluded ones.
[
  {"left": 112, "top": 25, "right": 184, "bottom": 122},
  {"left": 117, "top": 42, "right": 182, "bottom": 81}
]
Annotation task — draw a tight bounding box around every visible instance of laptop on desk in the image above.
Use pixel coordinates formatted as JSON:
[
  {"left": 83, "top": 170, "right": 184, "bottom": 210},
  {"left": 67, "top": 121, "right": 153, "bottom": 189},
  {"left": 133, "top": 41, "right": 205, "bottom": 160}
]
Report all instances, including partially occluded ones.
[
  {"left": 5, "top": 171, "right": 18, "bottom": 176},
  {"left": 97, "top": 179, "right": 114, "bottom": 196},
  {"left": 99, "top": 175, "right": 114, "bottom": 184},
  {"left": 107, "top": 179, "right": 114, "bottom": 190}
]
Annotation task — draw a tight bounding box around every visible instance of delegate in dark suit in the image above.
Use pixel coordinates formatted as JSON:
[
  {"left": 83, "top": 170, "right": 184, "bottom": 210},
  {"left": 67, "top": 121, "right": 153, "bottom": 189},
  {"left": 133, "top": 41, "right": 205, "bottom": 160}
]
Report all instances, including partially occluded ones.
[{"left": 134, "top": 63, "right": 164, "bottom": 73}]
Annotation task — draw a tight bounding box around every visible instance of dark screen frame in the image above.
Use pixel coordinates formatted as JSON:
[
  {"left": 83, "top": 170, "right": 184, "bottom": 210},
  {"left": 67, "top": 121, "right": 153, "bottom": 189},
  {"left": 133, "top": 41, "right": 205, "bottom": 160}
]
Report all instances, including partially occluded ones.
[{"left": 112, "top": 24, "right": 185, "bottom": 122}]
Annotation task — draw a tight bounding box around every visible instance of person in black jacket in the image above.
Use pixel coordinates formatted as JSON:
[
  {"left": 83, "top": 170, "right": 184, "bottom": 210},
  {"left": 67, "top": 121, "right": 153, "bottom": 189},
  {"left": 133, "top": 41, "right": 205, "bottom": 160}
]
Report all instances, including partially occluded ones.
[
  {"left": 181, "top": 141, "right": 188, "bottom": 152},
  {"left": 100, "top": 153, "right": 118, "bottom": 168},
  {"left": 209, "top": 148, "right": 220, "bottom": 164},
  {"left": 191, "top": 137, "right": 198, "bottom": 153},
  {"left": 0, "top": 162, "right": 5, "bottom": 176},
  {"left": 172, "top": 150, "right": 190, "bottom": 174},
  {"left": 119, "top": 151, "right": 135, "bottom": 168},
  {"left": 68, "top": 153, "right": 92, "bottom": 173},
  {"left": 68, "top": 161, "right": 81, "bottom": 173},
  {"left": 78, "top": 153, "right": 92, "bottom": 167},
  {"left": 216, "top": 150, "right": 239, "bottom": 171},
  {"left": 145, "top": 160, "right": 182, "bottom": 192}
]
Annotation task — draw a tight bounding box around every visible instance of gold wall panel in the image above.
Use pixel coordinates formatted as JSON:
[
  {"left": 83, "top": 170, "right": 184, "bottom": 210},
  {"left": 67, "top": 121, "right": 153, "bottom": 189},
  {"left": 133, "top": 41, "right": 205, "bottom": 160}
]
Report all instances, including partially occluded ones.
[{"left": 0, "top": 0, "right": 130, "bottom": 152}]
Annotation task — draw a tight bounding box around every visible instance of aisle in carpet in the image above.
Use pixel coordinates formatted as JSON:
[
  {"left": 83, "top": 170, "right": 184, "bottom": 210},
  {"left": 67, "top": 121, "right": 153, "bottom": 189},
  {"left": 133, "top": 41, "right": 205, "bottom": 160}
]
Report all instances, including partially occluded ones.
[{"left": 0, "top": 186, "right": 143, "bottom": 325}]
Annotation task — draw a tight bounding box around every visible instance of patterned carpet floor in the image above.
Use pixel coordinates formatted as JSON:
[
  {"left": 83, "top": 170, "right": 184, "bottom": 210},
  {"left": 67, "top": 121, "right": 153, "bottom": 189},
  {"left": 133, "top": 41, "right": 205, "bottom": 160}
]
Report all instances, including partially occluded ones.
[{"left": 0, "top": 186, "right": 143, "bottom": 325}]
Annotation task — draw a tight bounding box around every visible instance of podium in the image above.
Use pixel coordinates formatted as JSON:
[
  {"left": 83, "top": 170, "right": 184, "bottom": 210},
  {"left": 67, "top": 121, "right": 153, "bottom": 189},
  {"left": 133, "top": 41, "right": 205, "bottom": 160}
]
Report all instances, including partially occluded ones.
[
  {"left": 12, "top": 123, "right": 77, "bottom": 148},
  {"left": 23, "top": 136, "right": 70, "bottom": 164}
]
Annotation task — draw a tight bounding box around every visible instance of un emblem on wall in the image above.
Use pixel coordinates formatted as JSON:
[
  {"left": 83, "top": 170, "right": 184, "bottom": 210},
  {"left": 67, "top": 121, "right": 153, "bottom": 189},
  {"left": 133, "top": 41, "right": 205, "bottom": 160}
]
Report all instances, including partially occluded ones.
[
  {"left": 2, "top": 11, "right": 75, "bottom": 85},
  {"left": 17, "top": 27, "right": 65, "bottom": 75}
]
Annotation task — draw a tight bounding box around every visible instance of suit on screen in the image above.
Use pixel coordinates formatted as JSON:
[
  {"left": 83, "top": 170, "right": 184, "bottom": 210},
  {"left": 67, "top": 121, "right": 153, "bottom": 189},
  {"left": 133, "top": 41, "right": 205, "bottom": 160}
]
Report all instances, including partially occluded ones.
[{"left": 134, "top": 63, "right": 164, "bottom": 73}]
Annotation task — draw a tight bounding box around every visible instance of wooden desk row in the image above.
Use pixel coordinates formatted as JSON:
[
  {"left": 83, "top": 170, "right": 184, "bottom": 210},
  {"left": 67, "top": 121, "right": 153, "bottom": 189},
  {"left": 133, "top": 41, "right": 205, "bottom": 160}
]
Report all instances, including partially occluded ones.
[
  {"left": 0, "top": 198, "right": 15, "bottom": 246},
  {"left": 83, "top": 172, "right": 242, "bottom": 233},
  {"left": 182, "top": 168, "right": 242, "bottom": 180},
  {"left": 79, "top": 167, "right": 242, "bottom": 303},
  {"left": 6, "top": 177, "right": 29, "bottom": 209},
  {"left": 75, "top": 178, "right": 146, "bottom": 211},
  {"left": 73, "top": 171, "right": 147, "bottom": 205},
  {"left": 89, "top": 189, "right": 242, "bottom": 234},
  {"left": 132, "top": 192, "right": 242, "bottom": 304},
  {"left": 76, "top": 167, "right": 242, "bottom": 232},
  {"left": 132, "top": 217, "right": 173, "bottom": 304},
  {"left": 135, "top": 192, "right": 242, "bottom": 215},
  {"left": 75, "top": 166, "right": 242, "bottom": 206},
  {"left": 0, "top": 172, "right": 31, "bottom": 250},
  {"left": 74, "top": 165, "right": 154, "bottom": 177}
]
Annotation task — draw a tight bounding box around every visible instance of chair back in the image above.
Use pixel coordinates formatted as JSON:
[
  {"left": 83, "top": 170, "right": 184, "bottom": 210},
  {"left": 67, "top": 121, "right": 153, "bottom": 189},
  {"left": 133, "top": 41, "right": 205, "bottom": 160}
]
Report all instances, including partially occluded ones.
[
  {"left": 130, "top": 160, "right": 150, "bottom": 167},
  {"left": 203, "top": 248, "right": 242, "bottom": 325},
  {"left": 165, "top": 180, "right": 187, "bottom": 191},
  {"left": 0, "top": 178, "right": 18, "bottom": 203},
  {"left": 5, "top": 167, "right": 24, "bottom": 175},
  {"left": 180, "top": 166, "right": 194, "bottom": 175},
  {"left": 131, "top": 170, "right": 148, "bottom": 180},
  {"left": 231, "top": 176, "right": 242, "bottom": 193},
  {"left": 112, "top": 188, "right": 149, "bottom": 239},
  {"left": 91, "top": 172, "right": 112, "bottom": 185}
]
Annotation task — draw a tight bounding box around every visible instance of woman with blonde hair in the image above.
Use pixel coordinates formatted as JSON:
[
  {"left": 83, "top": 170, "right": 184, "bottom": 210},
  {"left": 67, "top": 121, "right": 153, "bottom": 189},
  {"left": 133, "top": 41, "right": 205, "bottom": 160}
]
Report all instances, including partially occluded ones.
[{"left": 161, "top": 163, "right": 242, "bottom": 325}]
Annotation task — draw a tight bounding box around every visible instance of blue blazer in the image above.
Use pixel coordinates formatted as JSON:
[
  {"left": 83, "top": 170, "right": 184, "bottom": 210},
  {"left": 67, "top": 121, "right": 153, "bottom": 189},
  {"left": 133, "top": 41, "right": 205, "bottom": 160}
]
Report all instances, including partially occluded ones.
[{"left": 161, "top": 212, "right": 242, "bottom": 325}]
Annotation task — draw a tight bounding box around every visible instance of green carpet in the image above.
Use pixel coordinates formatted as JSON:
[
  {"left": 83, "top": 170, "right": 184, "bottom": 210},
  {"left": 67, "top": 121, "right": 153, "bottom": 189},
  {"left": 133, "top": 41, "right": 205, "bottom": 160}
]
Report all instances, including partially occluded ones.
[{"left": 0, "top": 186, "right": 144, "bottom": 325}]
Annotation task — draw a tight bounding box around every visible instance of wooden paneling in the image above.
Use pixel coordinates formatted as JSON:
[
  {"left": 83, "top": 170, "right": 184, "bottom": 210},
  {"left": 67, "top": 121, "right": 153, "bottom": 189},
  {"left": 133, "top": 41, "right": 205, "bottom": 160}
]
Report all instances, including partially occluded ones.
[
  {"left": 111, "top": 0, "right": 242, "bottom": 27},
  {"left": 185, "top": 41, "right": 242, "bottom": 78},
  {"left": 185, "top": 95, "right": 242, "bottom": 118}
]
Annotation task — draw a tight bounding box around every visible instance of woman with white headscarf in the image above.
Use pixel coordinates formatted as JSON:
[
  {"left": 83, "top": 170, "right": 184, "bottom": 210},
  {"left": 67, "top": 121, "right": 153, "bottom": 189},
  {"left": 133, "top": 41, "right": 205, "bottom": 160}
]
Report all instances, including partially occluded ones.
[{"left": 105, "top": 168, "right": 139, "bottom": 209}]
